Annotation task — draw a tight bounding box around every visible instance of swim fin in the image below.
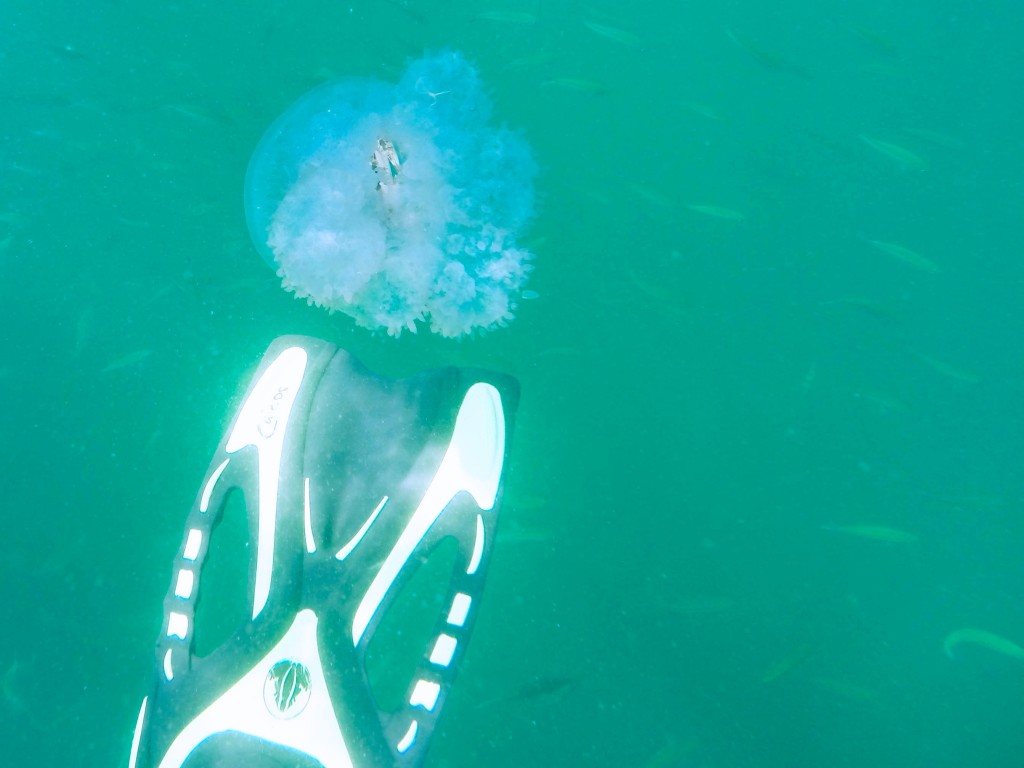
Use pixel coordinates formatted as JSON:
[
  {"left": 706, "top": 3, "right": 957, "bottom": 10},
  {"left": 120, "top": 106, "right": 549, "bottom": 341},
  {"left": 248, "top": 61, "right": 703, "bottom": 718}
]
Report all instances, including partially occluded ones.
[{"left": 127, "top": 335, "right": 518, "bottom": 768}]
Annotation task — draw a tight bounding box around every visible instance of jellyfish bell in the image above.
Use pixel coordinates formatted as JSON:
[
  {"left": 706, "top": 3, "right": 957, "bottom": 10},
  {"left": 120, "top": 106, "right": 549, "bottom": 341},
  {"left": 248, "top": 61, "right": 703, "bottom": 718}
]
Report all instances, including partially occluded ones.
[
  {"left": 244, "top": 51, "right": 537, "bottom": 337},
  {"left": 244, "top": 77, "right": 393, "bottom": 266}
]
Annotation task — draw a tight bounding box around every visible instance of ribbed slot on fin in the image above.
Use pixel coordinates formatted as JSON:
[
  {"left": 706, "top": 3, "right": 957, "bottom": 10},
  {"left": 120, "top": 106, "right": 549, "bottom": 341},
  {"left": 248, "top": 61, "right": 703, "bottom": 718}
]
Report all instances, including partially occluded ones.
[
  {"left": 193, "top": 488, "right": 251, "bottom": 657},
  {"left": 364, "top": 536, "right": 460, "bottom": 713}
]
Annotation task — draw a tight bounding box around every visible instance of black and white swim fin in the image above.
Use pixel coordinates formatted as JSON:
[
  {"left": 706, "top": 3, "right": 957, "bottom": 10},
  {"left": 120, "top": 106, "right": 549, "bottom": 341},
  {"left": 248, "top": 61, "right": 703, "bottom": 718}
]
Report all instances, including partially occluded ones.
[{"left": 127, "top": 335, "right": 518, "bottom": 768}]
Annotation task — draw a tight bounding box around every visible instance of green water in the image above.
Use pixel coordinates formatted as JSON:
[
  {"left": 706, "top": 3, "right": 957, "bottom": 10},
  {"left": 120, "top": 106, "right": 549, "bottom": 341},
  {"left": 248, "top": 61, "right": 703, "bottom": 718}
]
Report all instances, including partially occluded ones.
[{"left": 3, "top": 0, "right": 1023, "bottom": 765}]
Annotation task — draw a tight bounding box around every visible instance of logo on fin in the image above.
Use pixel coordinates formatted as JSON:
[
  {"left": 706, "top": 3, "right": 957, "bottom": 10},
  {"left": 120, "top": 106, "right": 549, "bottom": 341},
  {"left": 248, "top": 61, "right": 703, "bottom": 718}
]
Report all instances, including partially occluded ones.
[{"left": 263, "top": 660, "right": 312, "bottom": 718}]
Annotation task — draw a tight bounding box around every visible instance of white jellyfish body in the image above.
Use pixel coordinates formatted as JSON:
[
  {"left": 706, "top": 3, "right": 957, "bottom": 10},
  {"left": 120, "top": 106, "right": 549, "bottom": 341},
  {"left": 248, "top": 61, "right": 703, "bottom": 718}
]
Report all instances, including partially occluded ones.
[{"left": 244, "top": 52, "right": 537, "bottom": 337}]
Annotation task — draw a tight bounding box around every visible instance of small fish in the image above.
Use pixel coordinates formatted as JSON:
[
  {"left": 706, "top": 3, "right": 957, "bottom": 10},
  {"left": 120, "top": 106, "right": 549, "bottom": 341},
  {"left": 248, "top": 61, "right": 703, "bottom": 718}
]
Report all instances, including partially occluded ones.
[
  {"left": 853, "top": 389, "right": 909, "bottom": 413},
  {"left": 160, "top": 102, "right": 235, "bottom": 127},
  {"left": 640, "top": 735, "right": 701, "bottom": 768},
  {"left": 475, "top": 10, "right": 537, "bottom": 25},
  {"left": 101, "top": 349, "right": 154, "bottom": 373},
  {"left": 664, "top": 594, "right": 738, "bottom": 618},
  {"left": 685, "top": 204, "right": 745, "bottom": 221},
  {"left": 911, "top": 351, "right": 980, "bottom": 384},
  {"left": 520, "top": 289, "right": 540, "bottom": 300},
  {"left": 383, "top": 0, "right": 429, "bottom": 24},
  {"left": 519, "top": 235, "right": 548, "bottom": 252},
  {"left": 50, "top": 43, "right": 89, "bottom": 61},
  {"left": 541, "top": 78, "right": 607, "bottom": 94},
  {"left": 761, "top": 644, "right": 814, "bottom": 684},
  {"left": 115, "top": 216, "right": 153, "bottom": 228},
  {"left": 944, "top": 628, "right": 1024, "bottom": 660},
  {"left": 866, "top": 239, "right": 941, "bottom": 273},
  {"left": 680, "top": 101, "right": 723, "bottom": 121},
  {"left": 823, "top": 524, "right": 917, "bottom": 543},
  {"left": 929, "top": 491, "right": 1011, "bottom": 510},
  {"left": 583, "top": 19, "right": 642, "bottom": 47},
  {"left": 503, "top": 49, "right": 556, "bottom": 72},
  {"left": 536, "top": 346, "right": 585, "bottom": 359},
  {"left": 813, "top": 676, "right": 876, "bottom": 701},
  {"left": 496, "top": 521, "right": 550, "bottom": 545},
  {"left": 475, "top": 674, "right": 577, "bottom": 709},
  {"left": 801, "top": 363, "right": 817, "bottom": 392},
  {"left": 626, "top": 268, "right": 676, "bottom": 304},
  {"left": 829, "top": 296, "right": 905, "bottom": 323},
  {"left": 73, "top": 306, "right": 96, "bottom": 358},
  {"left": 859, "top": 135, "right": 928, "bottom": 170},
  {"left": 725, "top": 28, "right": 814, "bottom": 80},
  {"left": 505, "top": 492, "right": 549, "bottom": 509},
  {"left": 899, "top": 125, "right": 965, "bottom": 150},
  {"left": 628, "top": 183, "right": 672, "bottom": 207},
  {"left": 844, "top": 22, "right": 902, "bottom": 59},
  {"left": 0, "top": 661, "right": 26, "bottom": 714}
]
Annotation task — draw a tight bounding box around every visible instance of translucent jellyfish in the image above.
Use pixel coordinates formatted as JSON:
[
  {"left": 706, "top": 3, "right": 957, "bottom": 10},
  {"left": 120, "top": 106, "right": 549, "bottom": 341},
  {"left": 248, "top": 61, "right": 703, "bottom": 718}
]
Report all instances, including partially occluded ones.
[{"left": 244, "top": 52, "right": 537, "bottom": 337}]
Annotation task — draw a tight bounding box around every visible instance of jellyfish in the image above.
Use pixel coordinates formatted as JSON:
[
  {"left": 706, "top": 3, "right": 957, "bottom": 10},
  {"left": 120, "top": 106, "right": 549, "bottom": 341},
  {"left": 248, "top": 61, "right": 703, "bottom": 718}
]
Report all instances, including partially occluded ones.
[{"left": 244, "top": 51, "right": 537, "bottom": 337}]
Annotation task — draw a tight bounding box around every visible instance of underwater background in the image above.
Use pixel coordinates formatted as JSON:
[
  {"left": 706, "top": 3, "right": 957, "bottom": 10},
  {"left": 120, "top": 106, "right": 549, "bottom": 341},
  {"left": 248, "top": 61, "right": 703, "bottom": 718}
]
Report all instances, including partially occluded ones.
[{"left": 2, "top": 0, "right": 1023, "bottom": 766}]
